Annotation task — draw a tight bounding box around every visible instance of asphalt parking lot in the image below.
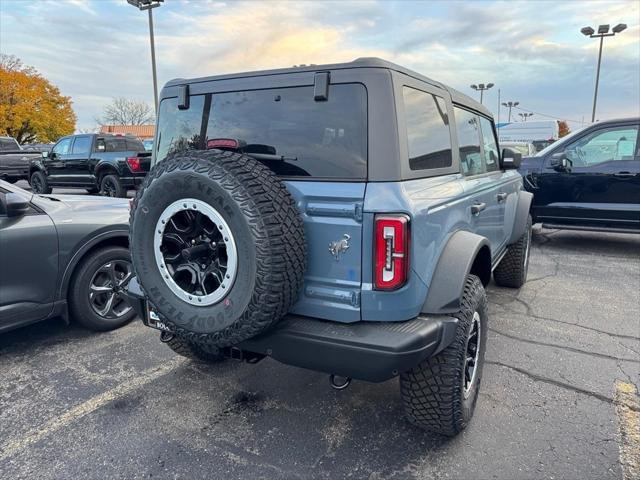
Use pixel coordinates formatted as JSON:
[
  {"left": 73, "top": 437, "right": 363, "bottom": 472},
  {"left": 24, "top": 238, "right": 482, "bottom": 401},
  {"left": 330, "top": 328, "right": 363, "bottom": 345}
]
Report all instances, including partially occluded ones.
[{"left": 1, "top": 222, "right": 639, "bottom": 479}]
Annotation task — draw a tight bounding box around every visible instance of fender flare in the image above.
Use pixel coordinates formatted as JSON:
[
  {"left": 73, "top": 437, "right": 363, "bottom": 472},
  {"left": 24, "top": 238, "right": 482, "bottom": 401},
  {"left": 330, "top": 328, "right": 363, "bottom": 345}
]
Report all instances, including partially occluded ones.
[
  {"left": 57, "top": 229, "right": 129, "bottom": 300},
  {"left": 422, "top": 230, "right": 490, "bottom": 315},
  {"left": 509, "top": 191, "right": 533, "bottom": 244},
  {"left": 29, "top": 159, "right": 46, "bottom": 177},
  {"left": 95, "top": 162, "right": 120, "bottom": 183}
]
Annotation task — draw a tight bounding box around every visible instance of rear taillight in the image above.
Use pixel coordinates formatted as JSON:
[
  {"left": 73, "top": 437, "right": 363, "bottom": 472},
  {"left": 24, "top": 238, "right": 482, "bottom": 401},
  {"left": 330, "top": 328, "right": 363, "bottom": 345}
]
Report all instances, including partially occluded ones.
[
  {"left": 374, "top": 215, "right": 409, "bottom": 290},
  {"left": 126, "top": 156, "right": 141, "bottom": 172}
]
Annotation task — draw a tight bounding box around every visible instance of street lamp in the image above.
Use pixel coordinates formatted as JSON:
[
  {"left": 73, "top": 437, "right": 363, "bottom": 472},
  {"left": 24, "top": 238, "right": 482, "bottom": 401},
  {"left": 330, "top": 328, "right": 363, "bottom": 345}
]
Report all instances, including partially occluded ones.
[
  {"left": 127, "top": 0, "right": 164, "bottom": 115},
  {"left": 501, "top": 101, "right": 519, "bottom": 122},
  {"left": 470, "top": 83, "right": 494, "bottom": 104},
  {"left": 518, "top": 112, "right": 534, "bottom": 122},
  {"left": 581, "top": 23, "right": 627, "bottom": 122}
]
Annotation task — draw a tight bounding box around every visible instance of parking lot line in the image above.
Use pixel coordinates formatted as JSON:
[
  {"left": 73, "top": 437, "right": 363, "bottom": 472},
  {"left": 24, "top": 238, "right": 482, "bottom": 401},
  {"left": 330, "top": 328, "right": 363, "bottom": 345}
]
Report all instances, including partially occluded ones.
[
  {"left": 0, "top": 356, "right": 185, "bottom": 462},
  {"left": 615, "top": 381, "right": 640, "bottom": 480}
]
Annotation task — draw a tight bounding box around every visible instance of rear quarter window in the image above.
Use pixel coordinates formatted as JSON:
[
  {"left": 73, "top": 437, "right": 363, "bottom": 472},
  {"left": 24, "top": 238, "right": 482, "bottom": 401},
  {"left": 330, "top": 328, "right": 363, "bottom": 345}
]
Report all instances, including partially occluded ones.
[{"left": 155, "top": 83, "right": 367, "bottom": 179}]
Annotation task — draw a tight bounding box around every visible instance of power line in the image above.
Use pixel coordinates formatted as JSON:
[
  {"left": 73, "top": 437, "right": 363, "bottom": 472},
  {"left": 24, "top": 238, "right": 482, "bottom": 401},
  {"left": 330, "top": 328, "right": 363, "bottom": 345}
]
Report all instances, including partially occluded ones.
[{"left": 512, "top": 105, "right": 584, "bottom": 124}]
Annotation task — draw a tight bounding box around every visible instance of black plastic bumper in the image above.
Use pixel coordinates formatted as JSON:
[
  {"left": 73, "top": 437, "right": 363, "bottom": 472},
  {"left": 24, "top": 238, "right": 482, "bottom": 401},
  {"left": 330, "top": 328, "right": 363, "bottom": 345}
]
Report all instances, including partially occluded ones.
[{"left": 124, "top": 278, "right": 459, "bottom": 383}]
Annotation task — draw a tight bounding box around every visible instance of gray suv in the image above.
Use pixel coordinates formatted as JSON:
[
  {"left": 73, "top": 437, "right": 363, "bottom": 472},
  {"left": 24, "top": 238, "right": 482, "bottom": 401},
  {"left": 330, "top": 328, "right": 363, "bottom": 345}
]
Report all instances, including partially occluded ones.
[{"left": 125, "top": 58, "right": 532, "bottom": 436}]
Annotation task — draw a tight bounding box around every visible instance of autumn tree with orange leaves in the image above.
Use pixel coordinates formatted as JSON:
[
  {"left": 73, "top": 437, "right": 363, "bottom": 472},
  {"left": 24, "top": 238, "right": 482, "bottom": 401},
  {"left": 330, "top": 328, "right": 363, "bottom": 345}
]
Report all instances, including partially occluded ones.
[
  {"left": 0, "top": 54, "right": 76, "bottom": 144},
  {"left": 557, "top": 120, "right": 570, "bottom": 138}
]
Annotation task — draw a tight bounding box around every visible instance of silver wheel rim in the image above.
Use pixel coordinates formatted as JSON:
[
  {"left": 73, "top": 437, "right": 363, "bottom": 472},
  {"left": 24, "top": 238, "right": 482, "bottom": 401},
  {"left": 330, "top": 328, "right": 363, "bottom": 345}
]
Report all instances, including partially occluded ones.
[
  {"left": 153, "top": 198, "right": 238, "bottom": 306},
  {"left": 463, "top": 311, "right": 481, "bottom": 398},
  {"left": 89, "top": 260, "right": 133, "bottom": 319}
]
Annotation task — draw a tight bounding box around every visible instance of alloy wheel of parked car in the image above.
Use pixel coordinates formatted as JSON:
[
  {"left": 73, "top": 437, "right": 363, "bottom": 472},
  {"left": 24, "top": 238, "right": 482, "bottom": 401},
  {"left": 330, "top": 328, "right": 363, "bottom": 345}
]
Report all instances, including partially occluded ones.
[
  {"left": 30, "top": 171, "right": 52, "bottom": 194},
  {"left": 463, "top": 311, "right": 481, "bottom": 398},
  {"left": 88, "top": 259, "right": 133, "bottom": 319},
  {"left": 100, "top": 174, "right": 125, "bottom": 198}
]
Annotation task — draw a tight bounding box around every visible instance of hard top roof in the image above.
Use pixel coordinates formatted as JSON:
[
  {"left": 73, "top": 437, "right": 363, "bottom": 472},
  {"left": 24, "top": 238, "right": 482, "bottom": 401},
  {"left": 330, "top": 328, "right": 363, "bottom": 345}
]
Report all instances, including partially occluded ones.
[{"left": 165, "top": 57, "right": 492, "bottom": 117}]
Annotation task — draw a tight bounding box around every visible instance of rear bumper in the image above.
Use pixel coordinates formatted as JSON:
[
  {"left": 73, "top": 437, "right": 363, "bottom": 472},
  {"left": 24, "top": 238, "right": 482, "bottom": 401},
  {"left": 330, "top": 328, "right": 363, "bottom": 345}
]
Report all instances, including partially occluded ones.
[
  {"left": 125, "top": 277, "right": 459, "bottom": 383},
  {"left": 119, "top": 174, "right": 147, "bottom": 187}
]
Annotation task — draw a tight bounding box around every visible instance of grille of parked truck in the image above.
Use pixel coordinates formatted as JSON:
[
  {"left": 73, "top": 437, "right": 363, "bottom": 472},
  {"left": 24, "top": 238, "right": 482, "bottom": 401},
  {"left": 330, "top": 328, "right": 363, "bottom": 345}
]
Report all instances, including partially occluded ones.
[{"left": 124, "top": 58, "right": 533, "bottom": 436}]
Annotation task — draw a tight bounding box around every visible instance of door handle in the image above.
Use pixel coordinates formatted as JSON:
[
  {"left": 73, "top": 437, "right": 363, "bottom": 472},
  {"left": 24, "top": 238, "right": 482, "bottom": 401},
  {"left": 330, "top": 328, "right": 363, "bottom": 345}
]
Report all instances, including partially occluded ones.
[
  {"left": 496, "top": 192, "right": 508, "bottom": 202},
  {"left": 471, "top": 202, "right": 486, "bottom": 215},
  {"left": 614, "top": 172, "right": 636, "bottom": 178}
]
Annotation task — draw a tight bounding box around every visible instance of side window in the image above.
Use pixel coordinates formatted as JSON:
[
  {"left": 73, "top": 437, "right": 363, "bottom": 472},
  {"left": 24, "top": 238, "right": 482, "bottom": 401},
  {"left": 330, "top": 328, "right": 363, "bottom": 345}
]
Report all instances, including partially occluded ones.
[
  {"left": 402, "top": 87, "right": 452, "bottom": 170},
  {"left": 126, "top": 139, "right": 145, "bottom": 152},
  {"left": 105, "top": 138, "right": 127, "bottom": 152},
  {"left": 52, "top": 138, "right": 72, "bottom": 155},
  {"left": 453, "top": 107, "right": 483, "bottom": 176},
  {"left": 71, "top": 136, "right": 91, "bottom": 155},
  {"left": 478, "top": 117, "right": 499, "bottom": 172},
  {"left": 564, "top": 126, "right": 639, "bottom": 166}
]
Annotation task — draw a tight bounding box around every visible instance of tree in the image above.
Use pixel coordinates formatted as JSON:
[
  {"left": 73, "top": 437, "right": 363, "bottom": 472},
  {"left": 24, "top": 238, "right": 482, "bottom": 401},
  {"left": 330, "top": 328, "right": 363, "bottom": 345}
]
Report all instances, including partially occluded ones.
[
  {"left": 0, "top": 54, "right": 76, "bottom": 144},
  {"left": 96, "top": 97, "right": 154, "bottom": 126},
  {"left": 558, "top": 120, "right": 570, "bottom": 138}
]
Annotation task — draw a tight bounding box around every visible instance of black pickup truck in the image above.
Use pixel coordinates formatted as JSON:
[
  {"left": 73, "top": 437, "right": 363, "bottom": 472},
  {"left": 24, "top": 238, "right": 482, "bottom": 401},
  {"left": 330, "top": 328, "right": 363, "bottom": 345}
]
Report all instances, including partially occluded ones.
[
  {"left": 0, "top": 136, "right": 42, "bottom": 184},
  {"left": 29, "top": 133, "right": 151, "bottom": 197}
]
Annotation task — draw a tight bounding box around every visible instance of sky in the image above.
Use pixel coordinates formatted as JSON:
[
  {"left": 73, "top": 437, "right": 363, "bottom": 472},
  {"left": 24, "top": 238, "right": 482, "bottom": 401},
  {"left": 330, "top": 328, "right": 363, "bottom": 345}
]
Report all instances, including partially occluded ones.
[{"left": 1, "top": 0, "right": 639, "bottom": 131}]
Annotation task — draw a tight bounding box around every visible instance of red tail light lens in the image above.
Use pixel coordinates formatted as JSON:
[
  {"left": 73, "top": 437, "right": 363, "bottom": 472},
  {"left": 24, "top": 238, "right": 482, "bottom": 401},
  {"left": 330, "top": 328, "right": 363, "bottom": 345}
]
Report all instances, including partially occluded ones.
[
  {"left": 126, "top": 156, "right": 141, "bottom": 172},
  {"left": 374, "top": 215, "right": 409, "bottom": 290},
  {"left": 206, "top": 138, "right": 239, "bottom": 150}
]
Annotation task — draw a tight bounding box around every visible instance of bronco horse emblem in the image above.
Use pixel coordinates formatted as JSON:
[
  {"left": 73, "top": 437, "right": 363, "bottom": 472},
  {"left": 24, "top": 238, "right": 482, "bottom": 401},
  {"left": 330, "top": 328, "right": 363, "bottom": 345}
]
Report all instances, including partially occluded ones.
[{"left": 329, "top": 234, "right": 351, "bottom": 261}]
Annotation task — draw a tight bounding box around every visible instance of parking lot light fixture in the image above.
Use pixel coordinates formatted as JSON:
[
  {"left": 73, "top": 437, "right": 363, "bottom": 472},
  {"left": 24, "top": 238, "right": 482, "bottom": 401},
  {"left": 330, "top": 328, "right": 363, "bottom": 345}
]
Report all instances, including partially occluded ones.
[
  {"left": 127, "top": 0, "right": 164, "bottom": 115},
  {"left": 580, "top": 22, "right": 627, "bottom": 122},
  {"left": 470, "top": 82, "right": 494, "bottom": 104},
  {"left": 501, "top": 101, "right": 519, "bottom": 122},
  {"left": 518, "top": 112, "right": 534, "bottom": 122}
]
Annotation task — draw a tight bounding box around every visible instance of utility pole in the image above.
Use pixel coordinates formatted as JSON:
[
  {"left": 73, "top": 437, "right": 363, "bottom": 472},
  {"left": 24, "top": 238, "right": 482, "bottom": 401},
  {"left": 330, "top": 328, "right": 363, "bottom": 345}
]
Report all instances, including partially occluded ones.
[
  {"left": 580, "top": 23, "right": 627, "bottom": 122},
  {"left": 127, "top": 0, "right": 164, "bottom": 115}
]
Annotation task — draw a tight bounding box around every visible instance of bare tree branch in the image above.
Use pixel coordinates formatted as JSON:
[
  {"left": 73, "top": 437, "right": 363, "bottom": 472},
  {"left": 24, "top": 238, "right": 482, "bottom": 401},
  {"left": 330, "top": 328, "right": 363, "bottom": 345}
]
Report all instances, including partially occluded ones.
[{"left": 96, "top": 97, "right": 155, "bottom": 126}]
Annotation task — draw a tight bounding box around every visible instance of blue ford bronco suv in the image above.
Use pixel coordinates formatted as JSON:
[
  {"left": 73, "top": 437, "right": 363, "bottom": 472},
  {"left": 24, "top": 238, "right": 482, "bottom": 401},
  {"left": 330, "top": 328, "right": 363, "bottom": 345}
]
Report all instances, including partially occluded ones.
[{"left": 126, "top": 58, "right": 532, "bottom": 436}]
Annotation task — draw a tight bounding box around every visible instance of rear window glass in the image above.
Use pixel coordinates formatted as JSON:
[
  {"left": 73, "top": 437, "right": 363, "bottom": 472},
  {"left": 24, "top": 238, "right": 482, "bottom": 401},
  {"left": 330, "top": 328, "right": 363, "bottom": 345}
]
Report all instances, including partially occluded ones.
[
  {"left": 402, "top": 87, "right": 452, "bottom": 170},
  {"left": 0, "top": 138, "right": 19, "bottom": 151},
  {"left": 155, "top": 84, "right": 367, "bottom": 179},
  {"left": 126, "top": 138, "right": 145, "bottom": 152}
]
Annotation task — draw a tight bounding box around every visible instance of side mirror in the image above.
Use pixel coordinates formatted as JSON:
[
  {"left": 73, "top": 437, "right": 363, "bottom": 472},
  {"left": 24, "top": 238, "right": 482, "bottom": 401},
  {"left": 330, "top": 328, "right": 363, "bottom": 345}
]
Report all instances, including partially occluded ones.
[
  {"left": 501, "top": 148, "right": 522, "bottom": 169},
  {"left": 2, "top": 193, "right": 30, "bottom": 218},
  {"left": 550, "top": 152, "right": 570, "bottom": 171},
  {"left": 41, "top": 150, "right": 49, "bottom": 158}
]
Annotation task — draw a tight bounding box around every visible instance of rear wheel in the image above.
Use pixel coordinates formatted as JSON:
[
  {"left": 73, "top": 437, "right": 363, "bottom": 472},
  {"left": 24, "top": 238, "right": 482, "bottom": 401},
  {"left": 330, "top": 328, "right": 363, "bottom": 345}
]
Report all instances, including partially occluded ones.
[
  {"left": 494, "top": 214, "right": 532, "bottom": 288},
  {"left": 400, "top": 275, "right": 488, "bottom": 436},
  {"left": 100, "top": 174, "right": 126, "bottom": 198},
  {"left": 30, "top": 171, "right": 52, "bottom": 194}
]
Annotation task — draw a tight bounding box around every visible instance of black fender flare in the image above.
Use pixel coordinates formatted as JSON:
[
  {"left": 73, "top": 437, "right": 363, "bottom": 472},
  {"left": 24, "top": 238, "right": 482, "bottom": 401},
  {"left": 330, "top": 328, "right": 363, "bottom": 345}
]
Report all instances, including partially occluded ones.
[
  {"left": 422, "top": 230, "right": 490, "bottom": 315},
  {"left": 29, "top": 159, "right": 47, "bottom": 178},
  {"left": 95, "top": 162, "right": 120, "bottom": 184},
  {"left": 57, "top": 229, "right": 129, "bottom": 300},
  {"left": 508, "top": 191, "right": 533, "bottom": 244}
]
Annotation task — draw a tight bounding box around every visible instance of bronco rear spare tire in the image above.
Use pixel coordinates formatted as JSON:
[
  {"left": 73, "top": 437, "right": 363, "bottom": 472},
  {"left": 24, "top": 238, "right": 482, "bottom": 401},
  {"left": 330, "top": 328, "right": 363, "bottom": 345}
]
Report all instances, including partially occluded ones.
[{"left": 130, "top": 150, "right": 306, "bottom": 347}]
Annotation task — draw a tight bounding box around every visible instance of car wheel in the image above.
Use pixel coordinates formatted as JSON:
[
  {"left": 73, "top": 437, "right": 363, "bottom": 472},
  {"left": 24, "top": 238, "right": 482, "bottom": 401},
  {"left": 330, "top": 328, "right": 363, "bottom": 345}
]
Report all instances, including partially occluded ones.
[
  {"left": 400, "top": 274, "right": 488, "bottom": 436},
  {"left": 493, "top": 214, "right": 532, "bottom": 288},
  {"left": 100, "top": 174, "right": 126, "bottom": 198},
  {"left": 30, "top": 171, "right": 52, "bottom": 194},
  {"left": 68, "top": 246, "right": 136, "bottom": 331},
  {"left": 164, "top": 335, "right": 226, "bottom": 363}
]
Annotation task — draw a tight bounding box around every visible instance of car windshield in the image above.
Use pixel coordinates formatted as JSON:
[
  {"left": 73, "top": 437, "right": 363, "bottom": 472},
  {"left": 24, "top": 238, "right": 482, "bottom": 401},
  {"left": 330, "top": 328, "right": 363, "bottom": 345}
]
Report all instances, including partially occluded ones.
[
  {"left": 155, "top": 84, "right": 368, "bottom": 179},
  {"left": 535, "top": 125, "right": 587, "bottom": 156}
]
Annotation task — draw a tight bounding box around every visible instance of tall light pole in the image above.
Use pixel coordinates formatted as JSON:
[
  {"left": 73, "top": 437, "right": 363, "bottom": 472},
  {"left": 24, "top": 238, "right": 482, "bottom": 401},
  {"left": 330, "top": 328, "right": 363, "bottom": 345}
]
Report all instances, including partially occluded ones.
[
  {"left": 581, "top": 23, "right": 627, "bottom": 123},
  {"left": 518, "top": 112, "right": 534, "bottom": 122},
  {"left": 127, "top": 0, "right": 164, "bottom": 115},
  {"left": 502, "top": 101, "right": 519, "bottom": 122},
  {"left": 470, "top": 83, "right": 494, "bottom": 104}
]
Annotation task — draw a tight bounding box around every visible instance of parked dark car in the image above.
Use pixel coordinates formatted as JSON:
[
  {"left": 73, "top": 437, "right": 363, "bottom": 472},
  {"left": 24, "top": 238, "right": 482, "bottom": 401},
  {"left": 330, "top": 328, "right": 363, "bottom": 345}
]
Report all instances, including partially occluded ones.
[
  {"left": 520, "top": 117, "right": 640, "bottom": 232},
  {"left": 29, "top": 133, "right": 151, "bottom": 197},
  {"left": 0, "top": 136, "right": 42, "bottom": 184},
  {"left": 0, "top": 179, "right": 135, "bottom": 333}
]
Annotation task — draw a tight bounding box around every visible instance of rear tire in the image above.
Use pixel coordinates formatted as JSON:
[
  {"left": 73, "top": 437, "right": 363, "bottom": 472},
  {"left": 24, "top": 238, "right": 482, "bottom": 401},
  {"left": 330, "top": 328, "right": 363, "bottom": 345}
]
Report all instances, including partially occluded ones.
[
  {"left": 164, "top": 335, "right": 225, "bottom": 363},
  {"left": 493, "top": 214, "right": 532, "bottom": 288},
  {"left": 30, "top": 171, "right": 52, "bottom": 194},
  {"left": 100, "top": 174, "right": 126, "bottom": 198},
  {"left": 400, "top": 275, "right": 488, "bottom": 436}
]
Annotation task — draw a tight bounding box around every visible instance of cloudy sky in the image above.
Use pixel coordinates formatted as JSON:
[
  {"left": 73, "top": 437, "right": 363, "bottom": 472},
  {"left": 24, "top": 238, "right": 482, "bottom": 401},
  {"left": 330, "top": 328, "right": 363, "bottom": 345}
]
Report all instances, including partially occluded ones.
[{"left": 1, "top": 0, "right": 638, "bottom": 130}]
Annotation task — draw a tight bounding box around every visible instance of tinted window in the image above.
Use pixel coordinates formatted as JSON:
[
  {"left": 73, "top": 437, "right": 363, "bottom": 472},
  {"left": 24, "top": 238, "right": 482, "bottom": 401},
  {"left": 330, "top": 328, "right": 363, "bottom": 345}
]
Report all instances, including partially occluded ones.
[
  {"left": 104, "top": 138, "right": 127, "bottom": 152},
  {"left": 53, "top": 138, "right": 72, "bottom": 155},
  {"left": 454, "top": 107, "right": 483, "bottom": 176},
  {"left": 72, "top": 136, "right": 91, "bottom": 154},
  {"left": 0, "top": 138, "right": 19, "bottom": 151},
  {"left": 126, "top": 138, "right": 145, "bottom": 152},
  {"left": 156, "top": 84, "right": 367, "bottom": 179},
  {"left": 564, "top": 126, "right": 638, "bottom": 166},
  {"left": 402, "top": 87, "right": 452, "bottom": 170},
  {"left": 478, "top": 117, "right": 499, "bottom": 172}
]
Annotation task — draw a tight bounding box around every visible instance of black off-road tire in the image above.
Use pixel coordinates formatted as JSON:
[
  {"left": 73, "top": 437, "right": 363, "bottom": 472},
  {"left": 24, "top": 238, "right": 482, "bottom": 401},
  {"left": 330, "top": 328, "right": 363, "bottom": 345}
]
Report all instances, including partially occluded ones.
[
  {"left": 493, "top": 214, "right": 532, "bottom": 288},
  {"left": 100, "top": 174, "right": 126, "bottom": 198},
  {"left": 129, "top": 149, "right": 306, "bottom": 348},
  {"left": 400, "top": 275, "right": 488, "bottom": 436},
  {"left": 30, "top": 170, "right": 52, "bottom": 194},
  {"left": 68, "top": 246, "right": 136, "bottom": 331},
  {"left": 164, "top": 335, "right": 225, "bottom": 363}
]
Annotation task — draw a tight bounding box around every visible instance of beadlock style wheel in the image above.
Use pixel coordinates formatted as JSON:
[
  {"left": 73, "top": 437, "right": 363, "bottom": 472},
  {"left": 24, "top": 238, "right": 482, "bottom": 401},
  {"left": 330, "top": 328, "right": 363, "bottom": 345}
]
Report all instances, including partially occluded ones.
[{"left": 154, "top": 198, "right": 238, "bottom": 307}]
